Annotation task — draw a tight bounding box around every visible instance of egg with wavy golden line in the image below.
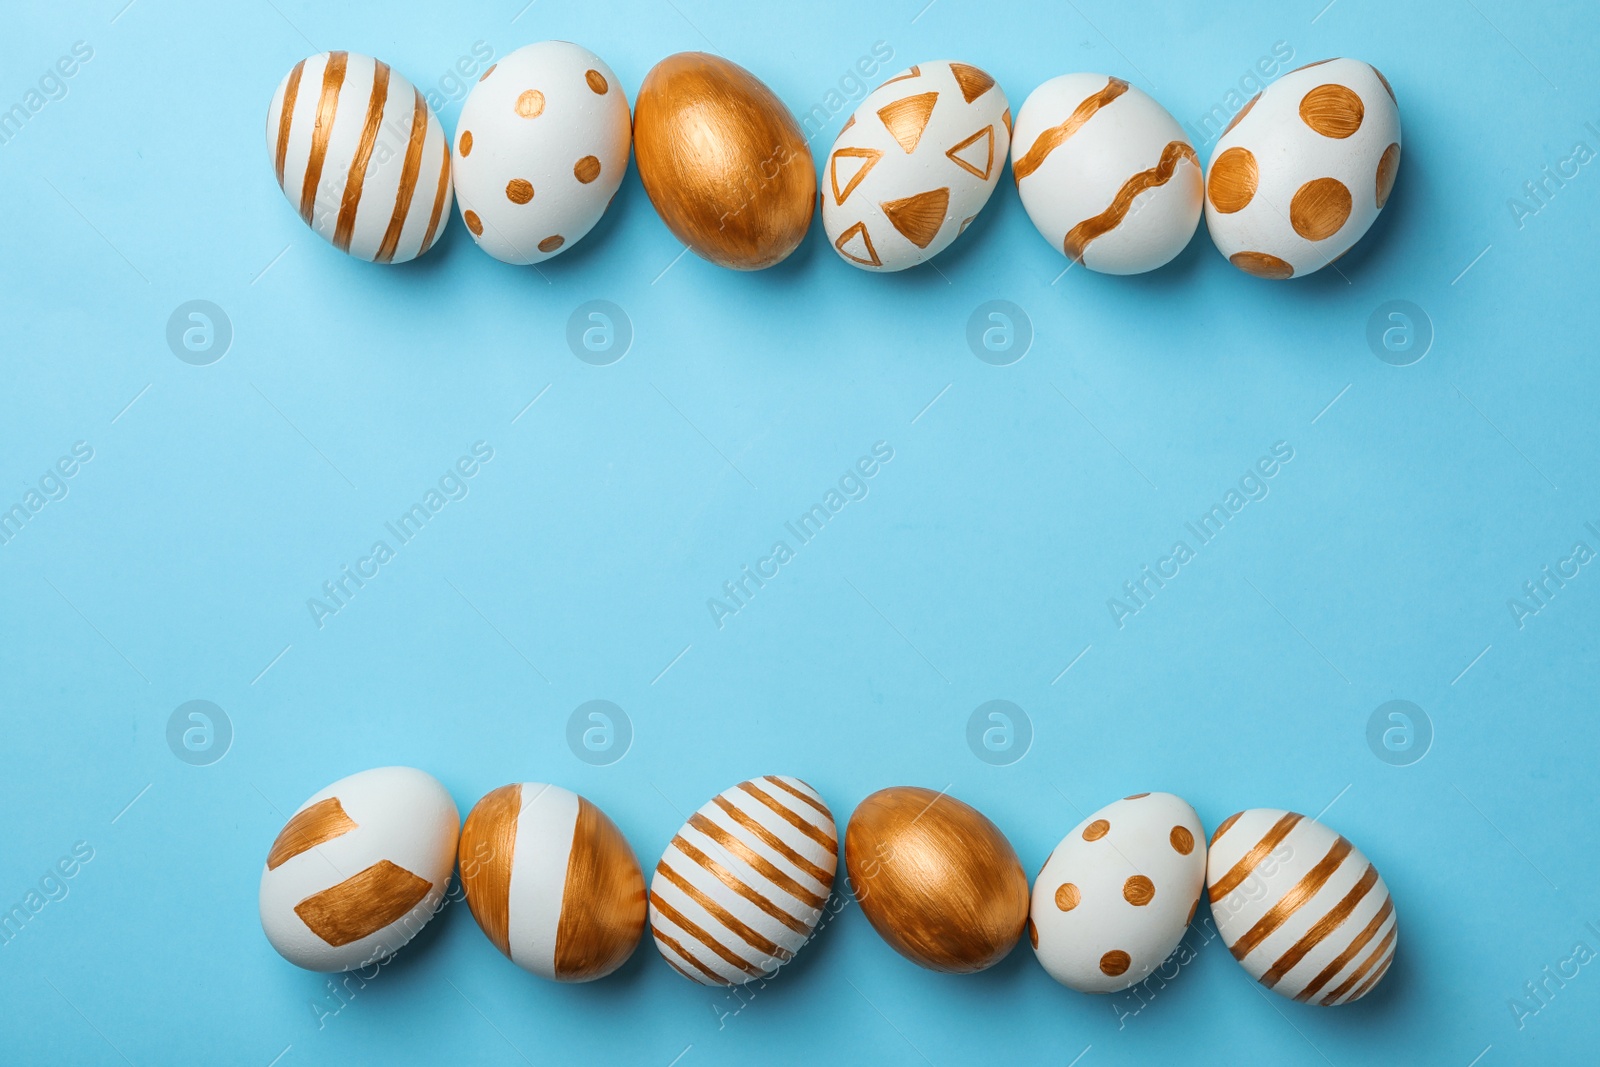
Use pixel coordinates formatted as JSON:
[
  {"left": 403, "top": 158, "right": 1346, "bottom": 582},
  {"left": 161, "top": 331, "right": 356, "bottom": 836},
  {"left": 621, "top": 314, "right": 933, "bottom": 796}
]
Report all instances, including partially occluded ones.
[
  {"left": 457, "top": 783, "right": 646, "bottom": 982},
  {"left": 845, "top": 786, "right": 1028, "bottom": 973},
  {"left": 633, "top": 52, "right": 815, "bottom": 271}
]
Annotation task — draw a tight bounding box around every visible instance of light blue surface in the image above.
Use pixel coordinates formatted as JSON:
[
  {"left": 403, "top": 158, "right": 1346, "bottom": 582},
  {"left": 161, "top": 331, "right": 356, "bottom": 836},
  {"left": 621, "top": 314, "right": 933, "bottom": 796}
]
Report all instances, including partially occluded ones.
[{"left": 2, "top": 0, "right": 1597, "bottom": 1063}]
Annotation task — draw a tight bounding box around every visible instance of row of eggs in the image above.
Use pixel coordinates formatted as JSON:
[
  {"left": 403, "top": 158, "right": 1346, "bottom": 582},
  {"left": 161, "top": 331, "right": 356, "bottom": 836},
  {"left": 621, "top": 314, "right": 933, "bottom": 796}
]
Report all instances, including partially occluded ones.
[
  {"left": 267, "top": 45, "right": 1402, "bottom": 280},
  {"left": 260, "top": 767, "right": 1397, "bottom": 1006}
]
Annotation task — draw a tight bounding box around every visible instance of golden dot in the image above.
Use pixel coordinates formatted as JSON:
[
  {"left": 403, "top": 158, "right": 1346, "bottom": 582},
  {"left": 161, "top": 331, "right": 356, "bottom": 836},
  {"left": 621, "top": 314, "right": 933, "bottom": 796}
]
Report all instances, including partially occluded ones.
[
  {"left": 1223, "top": 92, "right": 1259, "bottom": 135},
  {"left": 1027, "top": 917, "right": 1039, "bottom": 949},
  {"left": 1299, "top": 83, "right": 1365, "bottom": 138},
  {"left": 1170, "top": 826, "right": 1195, "bottom": 855},
  {"left": 464, "top": 210, "right": 483, "bottom": 236},
  {"left": 574, "top": 155, "right": 602, "bottom": 184},
  {"left": 1211, "top": 812, "right": 1242, "bottom": 846},
  {"left": 506, "top": 178, "right": 534, "bottom": 204},
  {"left": 1376, "top": 142, "right": 1401, "bottom": 209},
  {"left": 516, "top": 90, "right": 545, "bottom": 118},
  {"left": 585, "top": 69, "right": 609, "bottom": 95},
  {"left": 1100, "top": 950, "right": 1131, "bottom": 977},
  {"left": 459, "top": 130, "right": 473, "bottom": 157},
  {"left": 1207, "top": 147, "right": 1257, "bottom": 214},
  {"left": 1124, "top": 793, "right": 1150, "bottom": 800},
  {"left": 479, "top": 64, "right": 496, "bottom": 82},
  {"left": 1230, "top": 251, "right": 1295, "bottom": 279},
  {"left": 538, "top": 234, "right": 565, "bottom": 253},
  {"left": 1055, "top": 883, "right": 1080, "bottom": 911},
  {"left": 1291, "top": 176, "right": 1352, "bottom": 240},
  {"left": 1123, "top": 876, "right": 1155, "bottom": 906},
  {"left": 1083, "top": 819, "right": 1110, "bottom": 842}
]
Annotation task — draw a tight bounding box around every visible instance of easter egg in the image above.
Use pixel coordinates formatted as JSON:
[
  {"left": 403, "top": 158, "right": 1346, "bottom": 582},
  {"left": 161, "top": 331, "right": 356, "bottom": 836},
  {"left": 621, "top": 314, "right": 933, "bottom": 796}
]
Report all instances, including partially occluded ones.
[
  {"left": 259, "top": 766, "right": 459, "bottom": 971},
  {"left": 844, "top": 786, "right": 1027, "bottom": 973},
  {"left": 1204, "top": 58, "right": 1401, "bottom": 279},
  {"left": 1206, "top": 808, "right": 1397, "bottom": 1004},
  {"left": 1010, "top": 75, "right": 1202, "bottom": 274},
  {"left": 633, "top": 53, "right": 815, "bottom": 271},
  {"left": 821, "top": 61, "right": 1010, "bottom": 272},
  {"left": 266, "top": 52, "right": 453, "bottom": 263},
  {"left": 451, "top": 42, "right": 631, "bottom": 264},
  {"left": 457, "top": 783, "right": 646, "bottom": 982},
  {"left": 649, "top": 776, "right": 837, "bottom": 984},
  {"left": 1028, "top": 792, "right": 1207, "bottom": 992}
]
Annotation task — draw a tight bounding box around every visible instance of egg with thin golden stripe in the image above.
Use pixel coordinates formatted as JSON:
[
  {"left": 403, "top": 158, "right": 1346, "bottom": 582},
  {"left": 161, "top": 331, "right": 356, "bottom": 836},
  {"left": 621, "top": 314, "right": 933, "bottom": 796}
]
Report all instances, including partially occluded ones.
[
  {"left": 1206, "top": 808, "right": 1397, "bottom": 1004},
  {"left": 457, "top": 783, "right": 646, "bottom": 981},
  {"left": 266, "top": 52, "right": 454, "bottom": 263},
  {"left": 649, "top": 776, "right": 838, "bottom": 985},
  {"left": 259, "top": 767, "right": 459, "bottom": 971}
]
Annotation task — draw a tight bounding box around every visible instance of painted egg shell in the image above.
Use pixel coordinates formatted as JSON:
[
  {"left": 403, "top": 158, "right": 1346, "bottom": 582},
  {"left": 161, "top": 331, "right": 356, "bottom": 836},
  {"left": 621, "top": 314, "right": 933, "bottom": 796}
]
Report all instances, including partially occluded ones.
[
  {"left": 1028, "top": 792, "right": 1206, "bottom": 992},
  {"left": 266, "top": 52, "right": 454, "bottom": 263},
  {"left": 1011, "top": 75, "right": 1202, "bottom": 274},
  {"left": 457, "top": 783, "right": 646, "bottom": 982},
  {"left": 1207, "top": 809, "right": 1397, "bottom": 1004},
  {"left": 649, "top": 776, "right": 837, "bottom": 984},
  {"left": 259, "top": 767, "right": 459, "bottom": 972},
  {"left": 844, "top": 786, "right": 1028, "bottom": 973},
  {"left": 822, "top": 61, "right": 1010, "bottom": 272},
  {"left": 452, "top": 42, "right": 631, "bottom": 264},
  {"left": 633, "top": 53, "right": 815, "bottom": 271},
  {"left": 1205, "top": 58, "right": 1401, "bottom": 279}
]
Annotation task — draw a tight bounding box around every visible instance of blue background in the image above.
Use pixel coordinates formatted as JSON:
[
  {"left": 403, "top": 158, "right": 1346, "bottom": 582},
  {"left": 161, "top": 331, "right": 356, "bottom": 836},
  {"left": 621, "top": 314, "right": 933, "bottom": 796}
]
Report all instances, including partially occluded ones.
[{"left": 2, "top": 0, "right": 1597, "bottom": 1063}]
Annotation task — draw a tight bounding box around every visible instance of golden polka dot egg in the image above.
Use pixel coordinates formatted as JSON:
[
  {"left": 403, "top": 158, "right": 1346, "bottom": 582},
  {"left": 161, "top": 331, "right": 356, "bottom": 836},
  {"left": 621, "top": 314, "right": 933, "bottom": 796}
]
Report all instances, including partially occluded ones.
[
  {"left": 1205, "top": 57, "right": 1401, "bottom": 279},
  {"left": 258, "top": 767, "right": 459, "bottom": 972},
  {"left": 1206, "top": 809, "right": 1397, "bottom": 1004},
  {"left": 452, "top": 41, "right": 631, "bottom": 264},
  {"left": 456, "top": 783, "right": 646, "bottom": 982},
  {"left": 1028, "top": 792, "right": 1207, "bottom": 992},
  {"left": 266, "top": 52, "right": 454, "bottom": 264}
]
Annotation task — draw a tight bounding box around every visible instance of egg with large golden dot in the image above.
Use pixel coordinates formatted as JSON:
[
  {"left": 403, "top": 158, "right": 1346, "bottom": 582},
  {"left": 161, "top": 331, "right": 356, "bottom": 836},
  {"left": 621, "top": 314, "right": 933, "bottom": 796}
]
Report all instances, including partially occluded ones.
[
  {"left": 633, "top": 52, "right": 815, "bottom": 270},
  {"left": 844, "top": 786, "right": 1028, "bottom": 973}
]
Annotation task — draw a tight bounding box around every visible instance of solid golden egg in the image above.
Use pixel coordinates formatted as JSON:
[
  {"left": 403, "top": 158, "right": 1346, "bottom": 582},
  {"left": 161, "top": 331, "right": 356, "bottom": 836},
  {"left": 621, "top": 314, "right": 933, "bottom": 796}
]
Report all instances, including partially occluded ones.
[
  {"left": 844, "top": 786, "right": 1029, "bottom": 973},
  {"left": 633, "top": 52, "right": 815, "bottom": 270}
]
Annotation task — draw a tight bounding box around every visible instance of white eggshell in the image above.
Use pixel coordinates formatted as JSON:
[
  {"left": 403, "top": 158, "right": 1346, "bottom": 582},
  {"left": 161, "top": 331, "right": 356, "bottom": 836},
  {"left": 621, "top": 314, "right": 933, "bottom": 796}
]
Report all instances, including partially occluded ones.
[
  {"left": 1204, "top": 58, "right": 1402, "bottom": 279},
  {"left": 1029, "top": 792, "right": 1207, "bottom": 992},
  {"left": 259, "top": 766, "right": 459, "bottom": 972},
  {"left": 1010, "top": 74, "right": 1201, "bottom": 274},
  {"left": 821, "top": 61, "right": 1010, "bottom": 271},
  {"left": 650, "top": 776, "right": 837, "bottom": 985},
  {"left": 452, "top": 41, "right": 631, "bottom": 264},
  {"left": 1206, "top": 808, "right": 1397, "bottom": 1004},
  {"left": 266, "top": 52, "right": 454, "bottom": 263}
]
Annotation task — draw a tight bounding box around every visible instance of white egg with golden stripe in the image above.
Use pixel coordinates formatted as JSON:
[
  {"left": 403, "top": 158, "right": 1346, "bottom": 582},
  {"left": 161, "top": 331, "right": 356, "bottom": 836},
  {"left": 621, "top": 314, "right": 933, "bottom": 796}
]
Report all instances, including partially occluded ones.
[
  {"left": 1206, "top": 808, "right": 1397, "bottom": 1004},
  {"left": 650, "top": 776, "right": 837, "bottom": 985},
  {"left": 456, "top": 783, "right": 646, "bottom": 982},
  {"left": 1205, "top": 58, "right": 1401, "bottom": 279},
  {"left": 266, "top": 52, "right": 454, "bottom": 263},
  {"left": 822, "top": 61, "right": 1010, "bottom": 272},
  {"left": 1029, "top": 792, "right": 1207, "bottom": 992},
  {"left": 259, "top": 767, "right": 459, "bottom": 972},
  {"left": 452, "top": 41, "right": 631, "bottom": 264},
  {"left": 1010, "top": 75, "right": 1202, "bottom": 274}
]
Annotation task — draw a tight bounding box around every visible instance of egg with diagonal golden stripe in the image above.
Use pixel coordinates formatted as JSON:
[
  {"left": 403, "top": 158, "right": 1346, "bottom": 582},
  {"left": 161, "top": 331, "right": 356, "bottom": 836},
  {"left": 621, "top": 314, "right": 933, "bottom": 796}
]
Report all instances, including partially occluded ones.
[
  {"left": 1206, "top": 808, "right": 1397, "bottom": 1004},
  {"left": 821, "top": 61, "right": 1010, "bottom": 272},
  {"left": 649, "top": 776, "right": 838, "bottom": 985},
  {"left": 266, "top": 52, "right": 454, "bottom": 263},
  {"left": 457, "top": 783, "right": 646, "bottom": 981},
  {"left": 259, "top": 767, "right": 459, "bottom": 972}
]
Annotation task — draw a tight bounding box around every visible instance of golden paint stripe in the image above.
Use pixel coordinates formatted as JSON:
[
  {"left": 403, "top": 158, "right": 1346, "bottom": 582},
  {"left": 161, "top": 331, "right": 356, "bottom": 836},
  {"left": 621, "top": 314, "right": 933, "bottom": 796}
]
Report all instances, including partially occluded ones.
[
  {"left": 687, "top": 813, "right": 826, "bottom": 910},
  {"left": 1346, "top": 947, "right": 1395, "bottom": 1003},
  {"left": 1295, "top": 897, "right": 1394, "bottom": 1002},
  {"left": 1228, "top": 836, "right": 1355, "bottom": 960},
  {"left": 554, "top": 797, "right": 646, "bottom": 981},
  {"left": 763, "top": 776, "right": 832, "bottom": 821},
  {"left": 1320, "top": 923, "right": 1396, "bottom": 1005},
  {"left": 653, "top": 925, "right": 728, "bottom": 984},
  {"left": 1011, "top": 76, "right": 1129, "bottom": 182},
  {"left": 293, "top": 859, "right": 431, "bottom": 947},
  {"left": 457, "top": 784, "right": 520, "bottom": 957},
  {"left": 375, "top": 89, "right": 429, "bottom": 263},
  {"left": 661, "top": 952, "right": 704, "bottom": 984},
  {"left": 418, "top": 143, "right": 451, "bottom": 255},
  {"left": 299, "top": 51, "right": 349, "bottom": 224},
  {"left": 656, "top": 861, "right": 792, "bottom": 962},
  {"left": 671, "top": 834, "right": 810, "bottom": 935},
  {"left": 649, "top": 891, "right": 763, "bottom": 977},
  {"left": 1261, "top": 864, "right": 1378, "bottom": 988},
  {"left": 1209, "top": 812, "right": 1303, "bottom": 903},
  {"left": 737, "top": 780, "right": 836, "bottom": 851},
  {"left": 334, "top": 60, "right": 391, "bottom": 252},
  {"left": 1063, "top": 140, "right": 1197, "bottom": 262},
  {"left": 1211, "top": 811, "right": 1242, "bottom": 846},
  {"left": 267, "top": 796, "right": 357, "bottom": 870},
  {"left": 711, "top": 796, "right": 832, "bottom": 886},
  {"left": 273, "top": 59, "right": 306, "bottom": 190}
]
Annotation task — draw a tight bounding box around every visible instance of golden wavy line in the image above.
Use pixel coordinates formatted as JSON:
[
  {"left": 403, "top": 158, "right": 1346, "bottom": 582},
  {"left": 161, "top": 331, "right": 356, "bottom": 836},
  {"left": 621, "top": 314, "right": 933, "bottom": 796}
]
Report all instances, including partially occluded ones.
[
  {"left": 1063, "top": 140, "right": 1197, "bottom": 262},
  {"left": 1011, "top": 76, "right": 1128, "bottom": 183}
]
